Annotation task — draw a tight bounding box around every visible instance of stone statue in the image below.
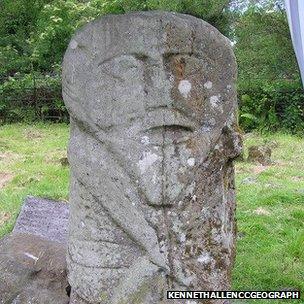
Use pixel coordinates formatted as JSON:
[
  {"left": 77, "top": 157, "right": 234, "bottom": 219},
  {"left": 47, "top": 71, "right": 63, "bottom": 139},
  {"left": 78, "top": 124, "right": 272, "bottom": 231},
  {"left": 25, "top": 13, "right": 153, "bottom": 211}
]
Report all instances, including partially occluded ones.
[{"left": 62, "top": 11, "right": 242, "bottom": 304}]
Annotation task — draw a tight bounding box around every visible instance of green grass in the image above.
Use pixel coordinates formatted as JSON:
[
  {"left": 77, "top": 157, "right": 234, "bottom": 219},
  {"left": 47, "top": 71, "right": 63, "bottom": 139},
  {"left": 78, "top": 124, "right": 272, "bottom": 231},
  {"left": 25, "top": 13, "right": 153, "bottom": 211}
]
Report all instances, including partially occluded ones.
[
  {"left": 0, "top": 124, "right": 303, "bottom": 302},
  {"left": 233, "top": 132, "right": 304, "bottom": 303},
  {"left": 0, "top": 123, "right": 69, "bottom": 236}
]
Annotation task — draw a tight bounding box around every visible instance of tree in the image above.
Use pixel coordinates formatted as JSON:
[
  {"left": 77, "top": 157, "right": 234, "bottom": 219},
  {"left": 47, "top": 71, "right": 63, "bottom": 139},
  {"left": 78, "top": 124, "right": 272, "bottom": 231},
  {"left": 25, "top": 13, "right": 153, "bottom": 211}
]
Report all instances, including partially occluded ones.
[
  {"left": 232, "top": 0, "right": 300, "bottom": 88},
  {"left": 0, "top": 0, "right": 232, "bottom": 77}
]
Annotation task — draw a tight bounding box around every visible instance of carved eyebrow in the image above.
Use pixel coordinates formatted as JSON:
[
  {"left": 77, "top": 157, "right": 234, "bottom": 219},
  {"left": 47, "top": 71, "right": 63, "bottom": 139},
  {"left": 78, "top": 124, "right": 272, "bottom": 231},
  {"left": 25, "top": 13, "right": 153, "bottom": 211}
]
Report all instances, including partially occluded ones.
[
  {"left": 97, "top": 53, "right": 149, "bottom": 67},
  {"left": 97, "top": 55, "right": 122, "bottom": 67},
  {"left": 163, "top": 52, "right": 194, "bottom": 58}
]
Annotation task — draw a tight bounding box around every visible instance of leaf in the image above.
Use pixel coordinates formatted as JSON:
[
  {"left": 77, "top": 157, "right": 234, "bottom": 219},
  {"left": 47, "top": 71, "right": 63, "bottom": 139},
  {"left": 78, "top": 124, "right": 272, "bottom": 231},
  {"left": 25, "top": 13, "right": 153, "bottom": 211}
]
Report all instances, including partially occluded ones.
[{"left": 240, "top": 113, "right": 260, "bottom": 123}]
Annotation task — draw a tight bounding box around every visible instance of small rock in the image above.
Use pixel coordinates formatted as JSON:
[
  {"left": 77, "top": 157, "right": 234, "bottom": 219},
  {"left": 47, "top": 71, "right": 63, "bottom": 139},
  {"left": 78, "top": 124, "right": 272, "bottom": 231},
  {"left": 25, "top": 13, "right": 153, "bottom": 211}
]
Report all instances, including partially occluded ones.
[
  {"left": 243, "top": 132, "right": 254, "bottom": 140},
  {"left": 241, "top": 176, "right": 257, "bottom": 184},
  {"left": 247, "top": 145, "right": 272, "bottom": 165},
  {"left": 60, "top": 157, "right": 69, "bottom": 166}
]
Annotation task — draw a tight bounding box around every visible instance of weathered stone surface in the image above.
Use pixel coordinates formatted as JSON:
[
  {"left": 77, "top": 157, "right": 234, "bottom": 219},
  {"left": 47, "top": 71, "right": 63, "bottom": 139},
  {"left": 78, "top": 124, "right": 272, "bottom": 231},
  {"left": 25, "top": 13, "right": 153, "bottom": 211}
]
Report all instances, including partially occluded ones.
[
  {"left": 14, "top": 196, "right": 69, "bottom": 244},
  {"left": 0, "top": 197, "right": 70, "bottom": 303},
  {"left": 63, "top": 11, "right": 242, "bottom": 304},
  {"left": 0, "top": 233, "right": 69, "bottom": 304},
  {"left": 247, "top": 145, "right": 272, "bottom": 165}
]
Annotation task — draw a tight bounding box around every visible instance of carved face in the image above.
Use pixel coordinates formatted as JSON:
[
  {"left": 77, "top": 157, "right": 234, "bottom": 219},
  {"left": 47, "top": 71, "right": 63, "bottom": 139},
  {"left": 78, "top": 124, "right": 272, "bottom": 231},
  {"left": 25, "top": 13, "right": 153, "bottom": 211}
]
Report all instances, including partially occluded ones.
[{"left": 63, "top": 14, "right": 237, "bottom": 205}]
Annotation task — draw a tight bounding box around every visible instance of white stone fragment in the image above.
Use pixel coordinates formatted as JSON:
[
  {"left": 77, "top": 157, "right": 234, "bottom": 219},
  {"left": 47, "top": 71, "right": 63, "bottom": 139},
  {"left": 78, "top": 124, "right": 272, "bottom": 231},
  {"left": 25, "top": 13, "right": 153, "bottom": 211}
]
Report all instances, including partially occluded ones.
[
  {"left": 178, "top": 80, "right": 192, "bottom": 98},
  {"left": 24, "top": 252, "right": 39, "bottom": 262}
]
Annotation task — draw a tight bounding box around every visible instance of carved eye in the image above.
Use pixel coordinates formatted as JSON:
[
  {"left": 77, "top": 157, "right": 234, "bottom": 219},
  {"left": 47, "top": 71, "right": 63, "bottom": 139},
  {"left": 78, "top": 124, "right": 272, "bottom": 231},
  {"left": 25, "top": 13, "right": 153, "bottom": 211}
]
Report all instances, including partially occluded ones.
[{"left": 98, "top": 55, "right": 141, "bottom": 80}]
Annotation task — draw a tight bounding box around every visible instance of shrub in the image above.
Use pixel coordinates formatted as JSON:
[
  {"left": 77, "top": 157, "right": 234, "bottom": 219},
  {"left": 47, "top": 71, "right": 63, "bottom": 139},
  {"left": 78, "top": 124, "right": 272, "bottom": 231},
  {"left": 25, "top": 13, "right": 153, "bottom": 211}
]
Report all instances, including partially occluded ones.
[
  {"left": 0, "top": 73, "right": 68, "bottom": 123},
  {"left": 238, "top": 81, "right": 304, "bottom": 134}
]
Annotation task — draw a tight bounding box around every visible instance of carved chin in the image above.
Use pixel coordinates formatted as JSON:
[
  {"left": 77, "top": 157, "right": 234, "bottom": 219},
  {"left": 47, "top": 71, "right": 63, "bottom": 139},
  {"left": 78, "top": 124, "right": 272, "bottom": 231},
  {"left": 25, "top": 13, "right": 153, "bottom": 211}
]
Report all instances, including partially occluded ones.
[
  {"left": 134, "top": 144, "right": 198, "bottom": 206},
  {"left": 139, "top": 170, "right": 186, "bottom": 206}
]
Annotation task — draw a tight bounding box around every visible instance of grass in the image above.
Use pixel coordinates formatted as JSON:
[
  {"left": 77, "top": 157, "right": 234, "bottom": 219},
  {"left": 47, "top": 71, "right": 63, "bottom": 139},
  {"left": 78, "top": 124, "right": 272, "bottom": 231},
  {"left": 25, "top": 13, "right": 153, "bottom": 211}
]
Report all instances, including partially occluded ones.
[
  {"left": 0, "top": 124, "right": 303, "bottom": 302},
  {"left": 233, "top": 133, "right": 304, "bottom": 303},
  {"left": 0, "top": 123, "right": 69, "bottom": 236}
]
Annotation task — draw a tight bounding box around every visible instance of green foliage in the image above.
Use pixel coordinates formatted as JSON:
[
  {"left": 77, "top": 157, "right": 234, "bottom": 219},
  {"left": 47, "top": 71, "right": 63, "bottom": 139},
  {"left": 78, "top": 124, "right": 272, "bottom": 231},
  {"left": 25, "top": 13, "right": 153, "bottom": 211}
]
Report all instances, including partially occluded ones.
[
  {"left": 0, "top": 0, "right": 49, "bottom": 76},
  {"left": 234, "top": 4, "right": 300, "bottom": 86},
  {"left": 239, "top": 81, "right": 304, "bottom": 134},
  {"left": 0, "top": 0, "right": 303, "bottom": 133},
  {"left": 0, "top": 0, "right": 233, "bottom": 123},
  {"left": 233, "top": 2, "right": 304, "bottom": 134},
  {"left": 30, "top": 1, "right": 101, "bottom": 71},
  {"left": 0, "top": 0, "right": 231, "bottom": 76}
]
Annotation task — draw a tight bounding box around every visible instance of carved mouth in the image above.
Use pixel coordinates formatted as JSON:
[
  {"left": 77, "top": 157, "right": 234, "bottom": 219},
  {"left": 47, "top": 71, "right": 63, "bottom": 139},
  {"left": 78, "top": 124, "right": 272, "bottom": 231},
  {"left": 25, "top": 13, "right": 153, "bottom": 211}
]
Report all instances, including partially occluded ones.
[{"left": 141, "top": 108, "right": 196, "bottom": 145}]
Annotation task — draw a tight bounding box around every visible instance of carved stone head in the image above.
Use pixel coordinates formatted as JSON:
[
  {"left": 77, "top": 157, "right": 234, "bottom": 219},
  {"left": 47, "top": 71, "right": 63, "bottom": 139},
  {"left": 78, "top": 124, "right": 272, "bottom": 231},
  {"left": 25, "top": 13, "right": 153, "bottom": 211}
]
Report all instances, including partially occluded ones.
[
  {"left": 63, "top": 12, "right": 238, "bottom": 206},
  {"left": 63, "top": 11, "right": 242, "bottom": 304}
]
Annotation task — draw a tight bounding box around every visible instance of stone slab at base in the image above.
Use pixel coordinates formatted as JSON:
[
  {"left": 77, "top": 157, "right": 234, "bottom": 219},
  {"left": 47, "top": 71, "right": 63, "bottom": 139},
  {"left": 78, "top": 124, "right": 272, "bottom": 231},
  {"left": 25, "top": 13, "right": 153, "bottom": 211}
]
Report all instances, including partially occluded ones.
[
  {"left": 13, "top": 196, "right": 69, "bottom": 244},
  {"left": 0, "top": 196, "right": 70, "bottom": 304}
]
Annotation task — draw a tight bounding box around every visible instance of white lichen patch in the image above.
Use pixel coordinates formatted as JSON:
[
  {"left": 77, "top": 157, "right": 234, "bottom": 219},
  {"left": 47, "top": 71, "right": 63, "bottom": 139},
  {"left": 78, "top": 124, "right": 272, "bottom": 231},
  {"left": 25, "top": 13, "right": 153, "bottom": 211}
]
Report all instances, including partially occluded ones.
[
  {"left": 204, "top": 81, "right": 213, "bottom": 89},
  {"left": 197, "top": 252, "right": 212, "bottom": 264},
  {"left": 138, "top": 151, "right": 159, "bottom": 174},
  {"left": 210, "top": 95, "right": 220, "bottom": 107},
  {"left": 212, "top": 228, "right": 222, "bottom": 243},
  {"left": 184, "top": 182, "right": 195, "bottom": 196},
  {"left": 180, "top": 233, "right": 186, "bottom": 243},
  {"left": 178, "top": 80, "right": 192, "bottom": 98},
  {"left": 140, "top": 136, "right": 150, "bottom": 145},
  {"left": 70, "top": 39, "right": 78, "bottom": 49},
  {"left": 210, "top": 95, "right": 223, "bottom": 113},
  {"left": 151, "top": 172, "right": 158, "bottom": 184},
  {"left": 187, "top": 158, "right": 195, "bottom": 167},
  {"left": 208, "top": 118, "right": 216, "bottom": 126}
]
